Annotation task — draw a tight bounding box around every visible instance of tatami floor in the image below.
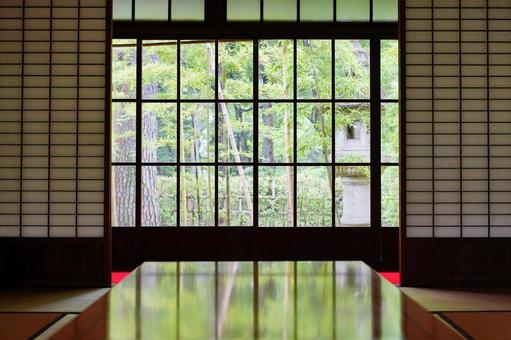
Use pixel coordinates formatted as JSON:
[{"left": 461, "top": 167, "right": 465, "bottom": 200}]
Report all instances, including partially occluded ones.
[
  {"left": 401, "top": 287, "right": 511, "bottom": 340},
  {"left": 1, "top": 280, "right": 511, "bottom": 339},
  {"left": 0, "top": 288, "right": 108, "bottom": 340}
]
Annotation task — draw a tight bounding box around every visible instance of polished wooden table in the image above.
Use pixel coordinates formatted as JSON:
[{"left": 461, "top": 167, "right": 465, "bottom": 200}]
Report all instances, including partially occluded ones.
[{"left": 53, "top": 262, "right": 464, "bottom": 339}]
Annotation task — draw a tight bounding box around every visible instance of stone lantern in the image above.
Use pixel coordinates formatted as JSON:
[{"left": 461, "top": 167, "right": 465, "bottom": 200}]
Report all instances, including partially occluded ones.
[{"left": 336, "top": 121, "right": 371, "bottom": 227}]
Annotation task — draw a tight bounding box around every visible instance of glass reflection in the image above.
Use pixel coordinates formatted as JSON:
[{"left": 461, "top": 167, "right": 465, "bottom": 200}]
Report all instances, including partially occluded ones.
[{"left": 106, "top": 261, "right": 413, "bottom": 340}]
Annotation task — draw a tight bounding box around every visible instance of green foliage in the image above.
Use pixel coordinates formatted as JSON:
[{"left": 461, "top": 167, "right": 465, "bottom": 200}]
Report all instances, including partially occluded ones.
[
  {"left": 112, "top": 39, "right": 399, "bottom": 228},
  {"left": 381, "top": 166, "right": 399, "bottom": 227},
  {"left": 335, "top": 40, "right": 370, "bottom": 99},
  {"left": 143, "top": 41, "right": 178, "bottom": 99}
]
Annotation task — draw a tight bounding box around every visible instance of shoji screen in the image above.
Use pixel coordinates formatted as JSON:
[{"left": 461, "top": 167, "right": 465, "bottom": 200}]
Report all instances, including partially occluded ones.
[
  {"left": 0, "top": 0, "right": 109, "bottom": 238},
  {"left": 403, "top": 0, "right": 511, "bottom": 285},
  {"left": 404, "top": 0, "right": 511, "bottom": 238}
]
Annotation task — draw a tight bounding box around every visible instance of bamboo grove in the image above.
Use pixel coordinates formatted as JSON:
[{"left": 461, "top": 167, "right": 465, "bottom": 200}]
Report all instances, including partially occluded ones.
[{"left": 111, "top": 39, "right": 399, "bottom": 227}]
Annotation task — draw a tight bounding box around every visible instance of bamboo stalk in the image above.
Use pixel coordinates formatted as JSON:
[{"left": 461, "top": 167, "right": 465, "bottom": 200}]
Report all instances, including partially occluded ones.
[{"left": 206, "top": 43, "right": 254, "bottom": 225}]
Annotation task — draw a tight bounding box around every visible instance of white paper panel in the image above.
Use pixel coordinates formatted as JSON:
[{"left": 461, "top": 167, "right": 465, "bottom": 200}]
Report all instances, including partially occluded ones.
[
  {"left": 0, "top": 0, "right": 106, "bottom": 238},
  {"left": 405, "top": 0, "right": 511, "bottom": 238}
]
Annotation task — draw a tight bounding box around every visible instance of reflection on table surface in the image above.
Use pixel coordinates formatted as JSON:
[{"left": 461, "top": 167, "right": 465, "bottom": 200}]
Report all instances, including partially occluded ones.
[{"left": 53, "top": 261, "right": 463, "bottom": 339}]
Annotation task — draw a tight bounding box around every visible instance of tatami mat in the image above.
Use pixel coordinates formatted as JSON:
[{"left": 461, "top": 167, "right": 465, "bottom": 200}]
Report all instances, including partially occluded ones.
[
  {"left": 400, "top": 287, "right": 511, "bottom": 312},
  {"left": 0, "top": 312, "right": 63, "bottom": 340},
  {"left": 0, "top": 288, "right": 109, "bottom": 313},
  {"left": 442, "top": 312, "right": 511, "bottom": 340}
]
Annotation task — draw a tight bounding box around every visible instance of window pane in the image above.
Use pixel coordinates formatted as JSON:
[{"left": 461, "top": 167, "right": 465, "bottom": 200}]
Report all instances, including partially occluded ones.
[
  {"left": 258, "top": 262, "right": 295, "bottom": 338},
  {"left": 143, "top": 40, "right": 177, "bottom": 99},
  {"left": 381, "top": 40, "right": 399, "bottom": 99},
  {"left": 112, "top": 102, "right": 136, "bottom": 163},
  {"left": 142, "top": 166, "right": 177, "bottom": 226},
  {"left": 337, "top": 0, "right": 370, "bottom": 21},
  {"left": 113, "top": 0, "right": 132, "bottom": 20},
  {"left": 135, "top": 0, "right": 168, "bottom": 20},
  {"left": 218, "top": 103, "right": 253, "bottom": 162},
  {"left": 335, "top": 166, "right": 370, "bottom": 227},
  {"left": 373, "top": 0, "right": 398, "bottom": 21},
  {"left": 259, "top": 40, "right": 294, "bottom": 99},
  {"left": 180, "top": 166, "right": 215, "bottom": 226},
  {"left": 297, "top": 40, "right": 331, "bottom": 99},
  {"left": 335, "top": 103, "right": 370, "bottom": 162},
  {"left": 143, "top": 103, "right": 177, "bottom": 163},
  {"left": 263, "top": 0, "right": 296, "bottom": 21},
  {"left": 112, "top": 39, "right": 136, "bottom": 99},
  {"left": 227, "top": 0, "right": 260, "bottom": 21},
  {"left": 172, "top": 0, "right": 204, "bottom": 21},
  {"left": 296, "top": 262, "right": 333, "bottom": 336},
  {"left": 381, "top": 103, "right": 398, "bottom": 163},
  {"left": 181, "top": 103, "right": 215, "bottom": 162},
  {"left": 219, "top": 41, "right": 253, "bottom": 99},
  {"left": 259, "top": 103, "right": 294, "bottom": 163},
  {"left": 300, "top": 0, "right": 333, "bottom": 21},
  {"left": 297, "top": 103, "right": 331, "bottom": 163},
  {"left": 335, "top": 40, "right": 369, "bottom": 99},
  {"left": 112, "top": 165, "right": 136, "bottom": 226},
  {"left": 181, "top": 41, "right": 215, "bottom": 99},
  {"left": 297, "top": 166, "right": 332, "bottom": 227},
  {"left": 382, "top": 166, "right": 399, "bottom": 227},
  {"left": 219, "top": 166, "right": 253, "bottom": 226},
  {"left": 259, "top": 166, "right": 294, "bottom": 227}
]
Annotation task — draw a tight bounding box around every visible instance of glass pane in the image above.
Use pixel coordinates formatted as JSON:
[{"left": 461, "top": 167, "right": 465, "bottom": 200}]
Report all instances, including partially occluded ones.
[
  {"left": 217, "top": 262, "right": 254, "bottom": 337},
  {"left": 259, "top": 166, "right": 294, "bottom": 227},
  {"left": 297, "top": 103, "right": 331, "bottom": 163},
  {"left": 172, "top": 0, "right": 204, "bottom": 21},
  {"left": 112, "top": 102, "right": 136, "bottom": 163},
  {"left": 297, "top": 40, "right": 331, "bottom": 99},
  {"left": 218, "top": 103, "right": 253, "bottom": 162},
  {"left": 297, "top": 167, "right": 332, "bottom": 227},
  {"left": 296, "top": 262, "right": 333, "bottom": 336},
  {"left": 382, "top": 166, "right": 399, "bottom": 227},
  {"left": 259, "top": 40, "right": 294, "bottom": 99},
  {"left": 142, "top": 103, "right": 177, "bottom": 163},
  {"left": 258, "top": 262, "right": 295, "bottom": 338},
  {"left": 373, "top": 0, "right": 398, "bottom": 21},
  {"left": 218, "top": 166, "right": 253, "bottom": 226},
  {"left": 135, "top": 0, "right": 168, "bottom": 20},
  {"left": 264, "top": 0, "right": 296, "bottom": 21},
  {"left": 112, "top": 165, "right": 136, "bottom": 226},
  {"left": 335, "top": 103, "right": 370, "bottom": 162},
  {"left": 143, "top": 40, "right": 177, "bottom": 99},
  {"left": 337, "top": 0, "right": 370, "bottom": 22},
  {"left": 142, "top": 166, "right": 177, "bottom": 226},
  {"left": 381, "top": 40, "right": 399, "bottom": 99},
  {"left": 179, "top": 262, "right": 215, "bottom": 338},
  {"left": 181, "top": 103, "right": 215, "bottom": 163},
  {"left": 180, "top": 166, "right": 215, "bottom": 226},
  {"left": 259, "top": 103, "right": 294, "bottom": 163},
  {"left": 113, "top": 0, "right": 132, "bottom": 20},
  {"left": 335, "top": 166, "right": 370, "bottom": 227},
  {"left": 227, "top": 0, "right": 260, "bottom": 21},
  {"left": 381, "top": 103, "right": 398, "bottom": 163},
  {"left": 112, "top": 39, "right": 136, "bottom": 99},
  {"left": 219, "top": 41, "right": 253, "bottom": 99},
  {"left": 300, "top": 0, "right": 333, "bottom": 21},
  {"left": 335, "top": 40, "right": 370, "bottom": 99},
  {"left": 181, "top": 41, "right": 215, "bottom": 99}
]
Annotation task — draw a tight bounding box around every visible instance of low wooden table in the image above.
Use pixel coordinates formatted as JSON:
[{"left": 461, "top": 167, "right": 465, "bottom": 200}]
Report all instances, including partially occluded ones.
[{"left": 53, "top": 261, "right": 464, "bottom": 339}]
